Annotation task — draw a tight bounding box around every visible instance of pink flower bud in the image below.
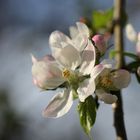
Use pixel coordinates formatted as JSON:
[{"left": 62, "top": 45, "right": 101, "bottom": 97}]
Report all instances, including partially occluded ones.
[{"left": 92, "top": 35, "right": 107, "bottom": 55}]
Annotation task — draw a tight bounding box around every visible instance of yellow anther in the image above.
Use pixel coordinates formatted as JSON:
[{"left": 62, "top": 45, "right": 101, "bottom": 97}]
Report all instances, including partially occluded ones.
[
  {"left": 62, "top": 69, "right": 70, "bottom": 78},
  {"left": 101, "top": 77, "right": 113, "bottom": 87}
]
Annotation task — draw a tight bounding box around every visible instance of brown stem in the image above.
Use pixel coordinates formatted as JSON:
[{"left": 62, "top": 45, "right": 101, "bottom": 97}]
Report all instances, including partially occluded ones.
[{"left": 113, "top": 0, "right": 127, "bottom": 140}]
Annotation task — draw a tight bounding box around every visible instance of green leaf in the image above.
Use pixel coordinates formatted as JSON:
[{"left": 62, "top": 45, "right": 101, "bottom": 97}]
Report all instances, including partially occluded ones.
[
  {"left": 109, "top": 50, "right": 139, "bottom": 60},
  {"left": 92, "top": 8, "right": 113, "bottom": 32},
  {"left": 77, "top": 96, "right": 96, "bottom": 137}
]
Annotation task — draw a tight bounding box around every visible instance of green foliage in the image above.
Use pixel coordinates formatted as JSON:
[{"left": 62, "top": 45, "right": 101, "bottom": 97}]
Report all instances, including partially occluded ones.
[
  {"left": 92, "top": 8, "right": 113, "bottom": 33},
  {"left": 109, "top": 50, "right": 139, "bottom": 60},
  {"left": 77, "top": 96, "right": 96, "bottom": 138}
]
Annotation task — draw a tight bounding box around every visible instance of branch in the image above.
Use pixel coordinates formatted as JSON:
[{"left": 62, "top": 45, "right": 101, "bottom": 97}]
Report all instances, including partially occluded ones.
[{"left": 113, "top": 0, "right": 127, "bottom": 140}]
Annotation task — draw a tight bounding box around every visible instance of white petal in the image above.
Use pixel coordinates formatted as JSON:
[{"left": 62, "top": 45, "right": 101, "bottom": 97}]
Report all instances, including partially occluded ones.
[
  {"left": 96, "top": 89, "right": 117, "bottom": 104},
  {"left": 80, "top": 40, "right": 96, "bottom": 74},
  {"left": 91, "top": 64, "right": 105, "bottom": 78},
  {"left": 77, "top": 78, "right": 95, "bottom": 102},
  {"left": 42, "top": 89, "right": 73, "bottom": 118},
  {"left": 49, "top": 31, "right": 73, "bottom": 55},
  {"left": 125, "top": 24, "right": 137, "bottom": 42},
  {"left": 32, "top": 61, "right": 64, "bottom": 89},
  {"left": 69, "top": 26, "right": 79, "bottom": 40},
  {"left": 49, "top": 31, "right": 72, "bottom": 48},
  {"left": 70, "top": 25, "right": 88, "bottom": 52},
  {"left": 112, "top": 69, "right": 131, "bottom": 89},
  {"left": 76, "top": 22, "right": 90, "bottom": 37},
  {"left": 54, "top": 45, "right": 81, "bottom": 70}
]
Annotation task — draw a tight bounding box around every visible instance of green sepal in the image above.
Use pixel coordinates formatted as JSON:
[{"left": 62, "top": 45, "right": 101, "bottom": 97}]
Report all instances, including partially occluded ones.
[{"left": 77, "top": 96, "right": 96, "bottom": 138}]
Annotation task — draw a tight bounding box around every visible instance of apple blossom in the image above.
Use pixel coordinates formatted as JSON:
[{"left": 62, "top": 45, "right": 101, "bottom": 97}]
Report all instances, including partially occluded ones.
[
  {"left": 41, "top": 27, "right": 96, "bottom": 117},
  {"left": 95, "top": 60, "right": 130, "bottom": 104},
  {"left": 32, "top": 21, "right": 131, "bottom": 120},
  {"left": 78, "top": 59, "right": 131, "bottom": 104}
]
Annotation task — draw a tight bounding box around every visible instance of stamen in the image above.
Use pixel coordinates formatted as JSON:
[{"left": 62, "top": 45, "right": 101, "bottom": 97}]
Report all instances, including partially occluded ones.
[
  {"left": 100, "top": 76, "right": 113, "bottom": 88},
  {"left": 62, "top": 69, "right": 70, "bottom": 78}
]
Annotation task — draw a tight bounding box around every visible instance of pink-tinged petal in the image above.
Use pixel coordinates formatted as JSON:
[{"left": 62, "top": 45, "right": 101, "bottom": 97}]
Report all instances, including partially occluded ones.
[
  {"left": 80, "top": 40, "right": 96, "bottom": 74},
  {"left": 92, "top": 34, "right": 107, "bottom": 54},
  {"left": 32, "top": 60, "right": 65, "bottom": 89},
  {"left": 96, "top": 89, "right": 117, "bottom": 104},
  {"left": 77, "top": 78, "right": 95, "bottom": 102},
  {"left": 112, "top": 69, "right": 131, "bottom": 89},
  {"left": 42, "top": 89, "right": 73, "bottom": 118},
  {"left": 54, "top": 45, "right": 81, "bottom": 70},
  {"left": 125, "top": 24, "right": 137, "bottom": 42}
]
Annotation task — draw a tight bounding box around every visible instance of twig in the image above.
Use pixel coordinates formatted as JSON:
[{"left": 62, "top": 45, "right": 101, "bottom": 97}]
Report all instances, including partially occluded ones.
[{"left": 113, "top": 0, "right": 127, "bottom": 139}]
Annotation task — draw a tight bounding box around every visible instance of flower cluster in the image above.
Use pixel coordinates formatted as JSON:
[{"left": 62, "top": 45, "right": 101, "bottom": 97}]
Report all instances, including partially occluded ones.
[{"left": 31, "top": 22, "right": 130, "bottom": 118}]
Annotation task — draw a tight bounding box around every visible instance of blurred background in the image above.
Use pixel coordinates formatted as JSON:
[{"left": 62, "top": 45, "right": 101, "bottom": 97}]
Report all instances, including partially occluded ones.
[{"left": 0, "top": 0, "right": 140, "bottom": 140}]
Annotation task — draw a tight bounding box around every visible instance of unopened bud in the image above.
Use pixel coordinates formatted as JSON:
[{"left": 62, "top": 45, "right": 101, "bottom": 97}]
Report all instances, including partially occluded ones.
[{"left": 92, "top": 35, "right": 107, "bottom": 55}]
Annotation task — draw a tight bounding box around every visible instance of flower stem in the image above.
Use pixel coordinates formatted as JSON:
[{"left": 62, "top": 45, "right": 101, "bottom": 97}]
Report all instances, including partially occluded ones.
[{"left": 113, "top": 0, "right": 127, "bottom": 139}]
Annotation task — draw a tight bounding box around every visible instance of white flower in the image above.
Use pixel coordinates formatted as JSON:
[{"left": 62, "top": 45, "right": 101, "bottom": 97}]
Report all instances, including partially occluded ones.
[
  {"left": 78, "top": 59, "right": 131, "bottom": 104},
  {"left": 42, "top": 24, "right": 96, "bottom": 118},
  {"left": 95, "top": 60, "right": 131, "bottom": 104}
]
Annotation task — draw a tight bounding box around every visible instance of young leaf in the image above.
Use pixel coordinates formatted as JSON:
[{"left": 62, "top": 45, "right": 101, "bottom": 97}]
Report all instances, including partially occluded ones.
[
  {"left": 92, "top": 8, "right": 113, "bottom": 32},
  {"left": 77, "top": 96, "right": 96, "bottom": 137}
]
